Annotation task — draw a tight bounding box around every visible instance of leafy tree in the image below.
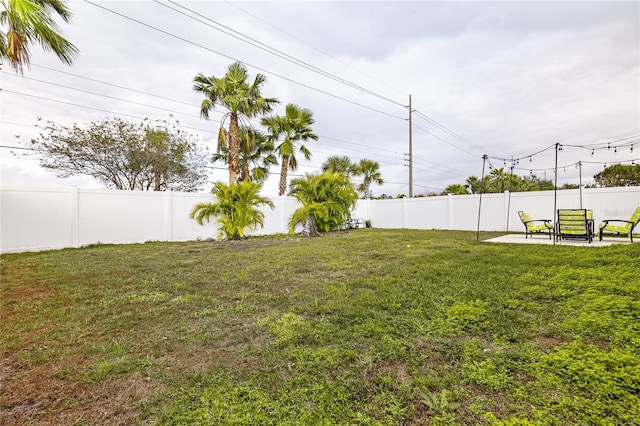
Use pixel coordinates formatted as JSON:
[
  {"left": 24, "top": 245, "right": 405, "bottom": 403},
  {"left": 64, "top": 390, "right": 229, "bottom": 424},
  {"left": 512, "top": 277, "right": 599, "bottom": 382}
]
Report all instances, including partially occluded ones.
[
  {"left": 28, "top": 117, "right": 208, "bottom": 191},
  {"left": 353, "top": 159, "right": 384, "bottom": 199},
  {"left": 465, "top": 171, "right": 554, "bottom": 194},
  {"left": 560, "top": 183, "right": 580, "bottom": 190},
  {"left": 190, "top": 181, "right": 274, "bottom": 240},
  {"left": 0, "top": 0, "right": 78, "bottom": 74},
  {"left": 466, "top": 176, "right": 482, "bottom": 194},
  {"left": 193, "top": 62, "right": 278, "bottom": 184},
  {"left": 262, "top": 103, "right": 318, "bottom": 196},
  {"left": 212, "top": 127, "right": 277, "bottom": 184},
  {"left": 442, "top": 184, "right": 469, "bottom": 195},
  {"left": 520, "top": 173, "right": 554, "bottom": 191},
  {"left": 593, "top": 164, "right": 640, "bottom": 187},
  {"left": 321, "top": 155, "right": 357, "bottom": 177},
  {"left": 288, "top": 172, "right": 358, "bottom": 236}
]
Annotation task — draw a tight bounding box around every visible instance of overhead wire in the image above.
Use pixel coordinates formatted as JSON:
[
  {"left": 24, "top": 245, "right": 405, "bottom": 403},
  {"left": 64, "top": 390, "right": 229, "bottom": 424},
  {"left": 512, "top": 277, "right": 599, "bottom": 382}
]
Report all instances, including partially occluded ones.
[
  {"left": 413, "top": 110, "right": 499, "bottom": 157},
  {"left": 3, "top": 72, "right": 205, "bottom": 121},
  {"left": 155, "top": 0, "right": 405, "bottom": 108},
  {"left": 223, "top": 0, "right": 408, "bottom": 98},
  {"left": 412, "top": 122, "right": 480, "bottom": 158},
  {"left": 83, "top": 0, "right": 406, "bottom": 120},
  {"left": 2, "top": 90, "right": 220, "bottom": 134},
  {"left": 4, "top": 71, "right": 409, "bottom": 164}
]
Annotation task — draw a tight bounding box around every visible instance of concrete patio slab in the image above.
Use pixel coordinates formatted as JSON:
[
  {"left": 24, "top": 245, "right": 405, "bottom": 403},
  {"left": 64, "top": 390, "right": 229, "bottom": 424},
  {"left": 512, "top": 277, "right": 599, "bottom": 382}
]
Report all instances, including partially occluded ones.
[{"left": 484, "top": 234, "right": 634, "bottom": 247}]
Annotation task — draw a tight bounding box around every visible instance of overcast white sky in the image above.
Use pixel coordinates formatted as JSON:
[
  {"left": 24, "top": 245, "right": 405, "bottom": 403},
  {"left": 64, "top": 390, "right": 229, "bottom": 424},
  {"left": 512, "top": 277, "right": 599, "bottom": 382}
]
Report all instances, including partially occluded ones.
[{"left": 1, "top": 0, "right": 639, "bottom": 197}]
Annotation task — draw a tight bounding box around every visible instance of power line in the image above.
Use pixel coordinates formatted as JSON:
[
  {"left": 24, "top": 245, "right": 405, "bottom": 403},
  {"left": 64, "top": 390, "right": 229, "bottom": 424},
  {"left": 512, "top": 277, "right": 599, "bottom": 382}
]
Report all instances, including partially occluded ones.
[
  {"left": 155, "top": 0, "right": 405, "bottom": 108},
  {"left": 31, "top": 64, "right": 198, "bottom": 109},
  {"left": 3, "top": 72, "right": 204, "bottom": 120},
  {"left": 26, "top": 65, "right": 406, "bottom": 159},
  {"left": 83, "top": 0, "right": 406, "bottom": 120},
  {"left": 412, "top": 122, "right": 480, "bottom": 158},
  {"left": 223, "top": 0, "right": 408, "bottom": 98},
  {"left": 414, "top": 110, "right": 498, "bottom": 157},
  {"left": 2, "top": 90, "right": 220, "bottom": 135}
]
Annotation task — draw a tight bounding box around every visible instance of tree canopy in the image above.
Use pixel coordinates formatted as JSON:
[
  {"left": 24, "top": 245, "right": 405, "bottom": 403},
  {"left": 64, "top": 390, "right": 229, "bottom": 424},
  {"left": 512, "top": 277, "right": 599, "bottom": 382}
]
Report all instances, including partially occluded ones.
[
  {"left": 0, "top": 0, "right": 79, "bottom": 73},
  {"left": 321, "top": 155, "right": 357, "bottom": 177},
  {"left": 464, "top": 169, "right": 554, "bottom": 194},
  {"left": 593, "top": 164, "right": 640, "bottom": 187},
  {"left": 194, "top": 61, "right": 278, "bottom": 184},
  {"left": 354, "top": 159, "right": 383, "bottom": 199},
  {"left": 190, "top": 181, "right": 274, "bottom": 240},
  {"left": 28, "top": 117, "right": 209, "bottom": 191},
  {"left": 288, "top": 172, "right": 358, "bottom": 236},
  {"left": 262, "top": 103, "right": 318, "bottom": 196}
]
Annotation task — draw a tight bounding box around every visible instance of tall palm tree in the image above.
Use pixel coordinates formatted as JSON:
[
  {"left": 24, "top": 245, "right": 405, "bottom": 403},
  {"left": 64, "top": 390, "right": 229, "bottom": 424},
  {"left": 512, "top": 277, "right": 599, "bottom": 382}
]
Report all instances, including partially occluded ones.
[
  {"left": 354, "top": 159, "right": 383, "bottom": 199},
  {"left": 1, "top": 0, "right": 79, "bottom": 74},
  {"left": 262, "top": 103, "right": 318, "bottom": 196},
  {"left": 193, "top": 62, "right": 278, "bottom": 184},
  {"left": 212, "top": 127, "right": 277, "bottom": 183}
]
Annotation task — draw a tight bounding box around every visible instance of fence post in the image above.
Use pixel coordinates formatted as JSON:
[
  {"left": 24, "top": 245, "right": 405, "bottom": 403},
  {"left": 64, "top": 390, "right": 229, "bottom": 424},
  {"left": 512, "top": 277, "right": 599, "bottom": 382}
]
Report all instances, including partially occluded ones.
[
  {"left": 165, "top": 191, "right": 173, "bottom": 242},
  {"left": 504, "top": 190, "right": 510, "bottom": 231},
  {"left": 70, "top": 187, "right": 80, "bottom": 248},
  {"left": 447, "top": 193, "right": 453, "bottom": 230},
  {"left": 403, "top": 197, "right": 408, "bottom": 228}
]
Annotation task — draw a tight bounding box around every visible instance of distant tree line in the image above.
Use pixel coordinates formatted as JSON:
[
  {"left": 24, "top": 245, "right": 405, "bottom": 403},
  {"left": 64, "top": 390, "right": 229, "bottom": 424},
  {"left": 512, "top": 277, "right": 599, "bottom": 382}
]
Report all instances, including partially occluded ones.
[{"left": 439, "top": 164, "right": 639, "bottom": 196}]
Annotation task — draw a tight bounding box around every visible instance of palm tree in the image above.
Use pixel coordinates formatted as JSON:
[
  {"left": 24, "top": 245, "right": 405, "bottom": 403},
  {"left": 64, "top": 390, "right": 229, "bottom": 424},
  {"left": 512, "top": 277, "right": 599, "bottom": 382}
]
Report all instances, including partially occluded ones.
[
  {"left": 193, "top": 62, "right": 278, "bottom": 184},
  {"left": 288, "top": 172, "right": 358, "bottom": 236},
  {"left": 262, "top": 103, "right": 318, "bottom": 196},
  {"left": 190, "top": 181, "right": 274, "bottom": 240},
  {"left": 354, "top": 159, "right": 383, "bottom": 199},
  {"left": 212, "top": 127, "right": 277, "bottom": 184},
  {"left": 1, "top": 0, "right": 79, "bottom": 74},
  {"left": 321, "top": 155, "right": 357, "bottom": 177}
]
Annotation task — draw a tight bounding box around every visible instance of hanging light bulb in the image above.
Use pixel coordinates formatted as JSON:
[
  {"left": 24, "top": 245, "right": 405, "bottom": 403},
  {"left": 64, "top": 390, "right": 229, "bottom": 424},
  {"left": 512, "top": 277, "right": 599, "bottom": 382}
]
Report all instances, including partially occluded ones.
[
  {"left": 529, "top": 156, "right": 532, "bottom": 162},
  {"left": 607, "top": 143, "right": 610, "bottom": 150},
  {"left": 591, "top": 149, "right": 594, "bottom": 156},
  {"left": 631, "top": 145, "right": 634, "bottom": 153},
  {"left": 614, "top": 147, "right": 617, "bottom": 154}
]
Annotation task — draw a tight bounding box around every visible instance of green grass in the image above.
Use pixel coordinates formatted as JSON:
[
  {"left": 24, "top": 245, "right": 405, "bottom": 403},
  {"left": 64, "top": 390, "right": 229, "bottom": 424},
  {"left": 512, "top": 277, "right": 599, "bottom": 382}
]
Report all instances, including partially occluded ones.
[{"left": 1, "top": 229, "right": 638, "bottom": 425}]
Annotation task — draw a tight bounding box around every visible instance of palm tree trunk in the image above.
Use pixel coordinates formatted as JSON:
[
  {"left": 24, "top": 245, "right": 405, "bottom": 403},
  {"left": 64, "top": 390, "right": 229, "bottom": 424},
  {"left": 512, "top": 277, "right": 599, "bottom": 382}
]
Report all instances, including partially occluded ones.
[
  {"left": 240, "top": 162, "right": 251, "bottom": 181},
  {"left": 363, "top": 180, "right": 371, "bottom": 199},
  {"left": 228, "top": 113, "right": 240, "bottom": 184},
  {"left": 279, "top": 157, "right": 289, "bottom": 196}
]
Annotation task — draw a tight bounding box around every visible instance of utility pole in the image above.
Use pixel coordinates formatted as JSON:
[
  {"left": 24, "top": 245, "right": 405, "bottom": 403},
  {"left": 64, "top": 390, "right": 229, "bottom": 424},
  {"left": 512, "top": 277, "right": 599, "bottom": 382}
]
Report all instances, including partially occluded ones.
[{"left": 408, "top": 94, "right": 413, "bottom": 198}]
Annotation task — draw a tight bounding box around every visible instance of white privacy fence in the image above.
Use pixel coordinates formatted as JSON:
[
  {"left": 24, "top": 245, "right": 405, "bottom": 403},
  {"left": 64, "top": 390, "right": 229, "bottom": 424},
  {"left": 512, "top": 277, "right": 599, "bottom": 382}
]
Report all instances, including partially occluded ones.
[
  {"left": 1, "top": 185, "right": 638, "bottom": 253},
  {"left": 352, "top": 186, "right": 640, "bottom": 232}
]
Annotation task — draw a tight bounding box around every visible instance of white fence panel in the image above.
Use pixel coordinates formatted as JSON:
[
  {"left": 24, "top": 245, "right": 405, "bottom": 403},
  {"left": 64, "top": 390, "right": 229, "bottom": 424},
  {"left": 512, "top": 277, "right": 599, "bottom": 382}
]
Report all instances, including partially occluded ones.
[
  {"left": 405, "top": 197, "right": 448, "bottom": 230},
  {"left": 169, "top": 191, "right": 217, "bottom": 241},
  {"left": 364, "top": 199, "right": 405, "bottom": 229},
  {"left": 1, "top": 185, "right": 638, "bottom": 253},
  {"left": 78, "top": 189, "right": 166, "bottom": 245},
  {"left": 1, "top": 186, "right": 74, "bottom": 252}
]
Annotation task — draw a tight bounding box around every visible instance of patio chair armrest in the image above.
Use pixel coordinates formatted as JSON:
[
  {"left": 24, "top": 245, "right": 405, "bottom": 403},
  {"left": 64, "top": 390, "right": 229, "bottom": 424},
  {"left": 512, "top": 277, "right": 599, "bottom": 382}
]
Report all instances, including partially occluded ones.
[
  {"left": 601, "top": 219, "right": 633, "bottom": 226},
  {"left": 524, "top": 219, "right": 552, "bottom": 225}
]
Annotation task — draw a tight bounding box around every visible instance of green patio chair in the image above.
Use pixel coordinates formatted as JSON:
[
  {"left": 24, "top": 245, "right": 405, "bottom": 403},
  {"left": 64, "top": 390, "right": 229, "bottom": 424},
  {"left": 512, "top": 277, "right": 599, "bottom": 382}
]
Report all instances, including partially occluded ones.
[
  {"left": 518, "top": 211, "right": 553, "bottom": 239},
  {"left": 556, "top": 209, "right": 593, "bottom": 243},
  {"left": 598, "top": 206, "right": 640, "bottom": 243}
]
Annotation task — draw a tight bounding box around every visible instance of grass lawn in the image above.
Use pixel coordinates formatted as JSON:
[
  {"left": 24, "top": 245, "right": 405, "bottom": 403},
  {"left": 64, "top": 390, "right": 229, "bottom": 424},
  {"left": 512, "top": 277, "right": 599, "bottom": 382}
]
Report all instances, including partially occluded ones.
[{"left": 1, "top": 229, "right": 639, "bottom": 425}]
